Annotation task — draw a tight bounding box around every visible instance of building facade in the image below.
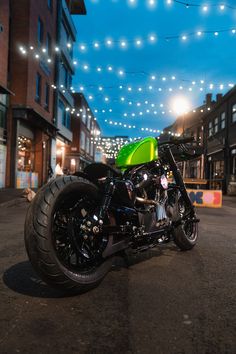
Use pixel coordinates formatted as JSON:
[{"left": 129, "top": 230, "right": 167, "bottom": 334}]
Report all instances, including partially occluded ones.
[
  {"left": 163, "top": 90, "right": 236, "bottom": 194},
  {"left": 163, "top": 94, "right": 215, "bottom": 180},
  {"left": 1, "top": 0, "right": 86, "bottom": 189},
  {"left": 63, "top": 93, "right": 100, "bottom": 173},
  {"left": 203, "top": 89, "right": 236, "bottom": 194},
  {"left": 6, "top": 0, "right": 59, "bottom": 189},
  {"left": 53, "top": 0, "right": 86, "bottom": 174},
  {"left": 0, "top": 0, "right": 11, "bottom": 188}
]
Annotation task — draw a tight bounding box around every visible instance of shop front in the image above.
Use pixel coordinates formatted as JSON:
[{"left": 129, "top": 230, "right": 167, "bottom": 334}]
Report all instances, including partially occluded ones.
[
  {"left": 207, "top": 150, "right": 225, "bottom": 191},
  {"left": 0, "top": 93, "right": 8, "bottom": 188},
  {"left": 11, "top": 108, "right": 57, "bottom": 188},
  {"left": 16, "top": 131, "right": 38, "bottom": 188}
]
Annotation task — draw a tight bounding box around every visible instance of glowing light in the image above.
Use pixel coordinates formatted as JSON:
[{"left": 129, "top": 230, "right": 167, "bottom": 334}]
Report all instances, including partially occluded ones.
[
  {"left": 202, "top": 5, "right": 208, "bottom": 12},
  {"left": 149, "top": 34, "right": 156, "bottom": 42},
  {"left": 94, "top": 42, "right": 100, "bottom": 48},
  {"left": 171, "top": 96, "right": 191, "bottom": 115},
  {"left": 219, "top": 5, "right": 225, "bottom": 11},
  {"left": 182, "top": 35, "right": 187, "bottom": 41},
  {"left": 106, "top": 39, "right": 113, "bottom": 46}
]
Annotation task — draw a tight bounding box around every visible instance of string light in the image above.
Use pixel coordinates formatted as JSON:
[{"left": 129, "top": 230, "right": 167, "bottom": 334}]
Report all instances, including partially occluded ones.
[{"left": 169, "top": 0, "right": 236, "bottom": 11}]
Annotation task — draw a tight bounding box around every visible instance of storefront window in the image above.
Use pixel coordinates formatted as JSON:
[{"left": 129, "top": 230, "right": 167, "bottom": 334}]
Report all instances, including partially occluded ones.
[
  {"left": 213, "top": 160, "right": 224, "bottom": 179},
  {"left": 17, "top": 135, "right": 35, "bottom": 172}
]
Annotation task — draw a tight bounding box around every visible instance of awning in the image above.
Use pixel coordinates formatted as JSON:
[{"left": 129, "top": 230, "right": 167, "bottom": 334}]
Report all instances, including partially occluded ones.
[
  {"left": 0, "top": 84, "right": 14, "bottom": 95},
  {"left": 12, "top": 107, "right": 58, "bottom": 137}
]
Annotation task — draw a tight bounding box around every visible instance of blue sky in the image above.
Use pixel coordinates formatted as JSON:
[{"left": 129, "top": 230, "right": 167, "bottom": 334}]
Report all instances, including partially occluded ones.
[{"left": 72, "top": 0, "right": 236, "bottom": 137}]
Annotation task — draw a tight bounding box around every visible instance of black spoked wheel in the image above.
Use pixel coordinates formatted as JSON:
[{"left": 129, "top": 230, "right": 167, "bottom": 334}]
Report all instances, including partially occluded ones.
[
  {"left": 24, "top": 176, "right": 112, "bottom": 295},
  {"left": 173, "top": 196, "right": 199, "bottom": 250},
  {"left": 53, "top": 195, "right": 107, "bottom": 272}
]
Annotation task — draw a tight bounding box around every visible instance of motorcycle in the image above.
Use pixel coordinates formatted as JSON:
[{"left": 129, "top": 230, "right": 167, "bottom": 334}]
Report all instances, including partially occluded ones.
[{"left": 24, "top": 135, "right": 200, "bottom": 294}]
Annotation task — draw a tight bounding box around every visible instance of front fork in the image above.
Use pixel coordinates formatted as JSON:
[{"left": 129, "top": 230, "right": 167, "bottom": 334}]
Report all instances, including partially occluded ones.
[{"left": 165, "top": 147, "right": 195, "bottom": 215}]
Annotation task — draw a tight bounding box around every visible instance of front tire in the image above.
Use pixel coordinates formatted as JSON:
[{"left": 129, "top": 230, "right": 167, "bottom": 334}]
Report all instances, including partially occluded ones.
[
  {"left": 172, "top": 196, "right": 199, "bottom": 251},
  {"left": 24, "top": 176, "right": 112, "bottom": 294}
]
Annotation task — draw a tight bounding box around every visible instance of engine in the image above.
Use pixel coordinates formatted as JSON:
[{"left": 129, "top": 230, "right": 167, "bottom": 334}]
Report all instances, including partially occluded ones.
[{"left": 129, "top": 163, "right": 170, "bottom": 227}]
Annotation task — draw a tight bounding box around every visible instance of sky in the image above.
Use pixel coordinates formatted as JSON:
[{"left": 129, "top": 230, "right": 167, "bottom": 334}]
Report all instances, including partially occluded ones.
[{"left": 72, "top": 0, "right": 236, "bottom": 138}]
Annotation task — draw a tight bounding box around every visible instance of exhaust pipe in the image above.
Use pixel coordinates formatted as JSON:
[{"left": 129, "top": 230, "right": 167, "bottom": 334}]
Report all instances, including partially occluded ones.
[{"left": 135, "top": 197, "right": 158, "bottom": 206}]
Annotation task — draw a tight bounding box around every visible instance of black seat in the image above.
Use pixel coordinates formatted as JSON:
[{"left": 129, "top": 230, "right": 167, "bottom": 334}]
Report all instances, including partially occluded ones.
[{"left": 84, "top": 163, "right": 122, "bottom": 180}]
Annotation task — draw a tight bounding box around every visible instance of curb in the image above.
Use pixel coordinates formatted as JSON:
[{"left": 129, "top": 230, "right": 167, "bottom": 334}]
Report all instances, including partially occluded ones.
[{"left": 0, "top": 197, "right": 28, "bottom": 208}]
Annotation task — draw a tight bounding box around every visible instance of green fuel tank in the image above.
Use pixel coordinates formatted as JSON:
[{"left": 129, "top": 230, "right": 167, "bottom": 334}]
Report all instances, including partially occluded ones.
[{"left": 116, "top": 137, "right": 158, "bottom": 168}]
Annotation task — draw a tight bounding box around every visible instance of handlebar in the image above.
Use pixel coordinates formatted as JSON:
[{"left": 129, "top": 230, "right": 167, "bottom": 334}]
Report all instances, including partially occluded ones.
[{"left": 158, "top": 135, "right": 195, "bottom": 146}]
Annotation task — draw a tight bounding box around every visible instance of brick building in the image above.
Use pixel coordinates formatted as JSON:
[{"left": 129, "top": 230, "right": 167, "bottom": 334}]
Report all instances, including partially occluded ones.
[
  {"left": 53, "top": 0, "right": 86, "bottom": 174},
  {"left": 6, "top": 0, "right": 58, "bottom": 188},
  {"left": 0, "top": 0, "right": 11, "bottom": 187},
  {"left": 163, "top": 94, "right": 215, "bottom": 180},
  {"left": 203, "top": 88, "right": 236, "bottom": 194},
  {"left": 163, "top": 90, "right": 236, "bottom": 194},
  {"left": 2, "top": 0, "right": 86, "bottom": 188},
  {"left": 62, "top": 93, "right": 100, "bottom": 173}
]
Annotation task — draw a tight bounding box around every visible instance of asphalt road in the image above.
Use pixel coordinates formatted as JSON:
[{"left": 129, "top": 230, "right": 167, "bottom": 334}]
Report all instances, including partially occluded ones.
[{"left": 0, "top": 201, "right": 235, "bottom": 354}]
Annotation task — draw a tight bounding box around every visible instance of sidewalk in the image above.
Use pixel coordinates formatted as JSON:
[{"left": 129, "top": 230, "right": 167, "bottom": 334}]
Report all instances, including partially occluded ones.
[
  {"left": 0, "top": 188, "right": 28, "bottom": 207},
  {"left": 222, "top": 195, "right": 236, "bottom": 209}
]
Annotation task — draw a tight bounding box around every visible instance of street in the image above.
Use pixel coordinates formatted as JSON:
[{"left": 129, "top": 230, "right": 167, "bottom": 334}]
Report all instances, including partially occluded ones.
[{"left": 0, "top": 201, "right": 235, "bottom": 354}]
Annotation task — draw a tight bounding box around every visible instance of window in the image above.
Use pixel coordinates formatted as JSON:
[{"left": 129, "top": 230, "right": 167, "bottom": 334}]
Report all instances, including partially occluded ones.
[
  {"left": 45, "top": 83, "right": 50, "bottom": 110},
  {"left": 87, "top": 115, "right": 91, "bottom": 130},
  {"left": 208, "top": 121, "right": 213, "bottom": 137},
  {"left": 86, "top": 137, "right": 90, "bottom": 154},
  {"left": 60, "top": 65, "right": 72, "bottom": 89},
  {"left": 48, "top": 0, "right": 53, "bottom": 11},
  {"left": 35, "top": 73, "right": 41, "bottom": 102},
  {"left": 0, "top": 106, "right": 6, "bottom": 129},
  {"left": 60, "top": 66, "right": 68, "bottom": 88},
  {"left": 232, "top": 104, "right": 236, "bottom": 123},
  {"left": 37, "top": 17, "right": 44, "bottom": 46},
  {"left": 220, "top": 112, "right": 226, "bottom": 129},
  {"left": 46, "top": 33, "right": 52, "bottom": 57},
  {"left": 58, "top": 100, "right": 71, "bottom": 129},
  {"left": 61, "top": 22, "right": 73, "bottom": 57},
  {"left": 213, "top": 117, "right": 219, "bottom": 134},
  {"left": 80, "top": 131, "right": 85, "bottom": 150}
]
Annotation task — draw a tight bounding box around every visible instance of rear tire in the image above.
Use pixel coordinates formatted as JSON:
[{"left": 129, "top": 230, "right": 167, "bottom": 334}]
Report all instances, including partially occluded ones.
[{"left": 24, "top": 176, "right": 112, "bottom": 295}]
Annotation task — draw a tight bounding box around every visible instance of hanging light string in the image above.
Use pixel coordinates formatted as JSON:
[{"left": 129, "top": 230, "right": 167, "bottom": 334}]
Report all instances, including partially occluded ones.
[
  {"left": 170, "top": 0, "right": 236, "bottom": 11},
  {"left": 18, "top": 46, "right": 235, "bottom": 96},
  {"left": 77, "top": 27, "right": 236, "bottom": 51},
  {"left": 78, "top": 81, "right": 235, "bottom": 95},
  {"left": 18, "top": 25, "right": 236, "bottom": 60}
]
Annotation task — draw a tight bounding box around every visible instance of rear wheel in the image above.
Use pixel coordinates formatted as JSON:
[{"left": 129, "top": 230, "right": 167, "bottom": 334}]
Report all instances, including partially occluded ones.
[
  {"left": 173, "top": 196, "right": 198, "bottom": 250},
  {"left": 24, "top": 176, "right": 112, "bottom": 294}
]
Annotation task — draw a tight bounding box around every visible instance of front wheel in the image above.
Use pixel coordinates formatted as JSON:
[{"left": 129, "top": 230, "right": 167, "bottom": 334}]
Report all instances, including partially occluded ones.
[
  {"left": 172, "top": 196, "right": 199, "bottom": 250},
  {"left": 24, "top": 176, "right": 112, "bottom": 294}
]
